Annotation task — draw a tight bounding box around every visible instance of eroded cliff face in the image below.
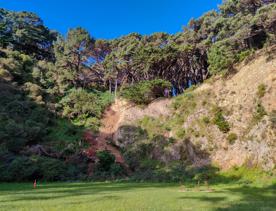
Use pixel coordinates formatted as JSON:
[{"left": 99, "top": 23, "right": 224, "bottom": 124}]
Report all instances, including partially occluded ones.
[{"left": 110, "top": 47, "right": 276, "bottom": 171}]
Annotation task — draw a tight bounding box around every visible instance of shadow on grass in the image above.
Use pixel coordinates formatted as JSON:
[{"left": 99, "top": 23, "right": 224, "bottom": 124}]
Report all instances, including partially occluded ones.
[
  {"left": 0, "top": 182, "right": 179, "bottom": 203},
  {"left": 1, "top": 182, "right": 275, "bottom": 211},
  {"left": 179, "top": 196, "right": 227, "bottom": 203},
  {"left": 179, "top": 183, "right": 276, "bottom": 211},
  {"left": 216, "top": 184, "right": 276, "bottom": 211}
]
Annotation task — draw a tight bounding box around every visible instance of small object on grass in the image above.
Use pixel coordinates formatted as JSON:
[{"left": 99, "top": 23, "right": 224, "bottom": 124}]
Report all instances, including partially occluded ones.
[{"left": 33, "top": 179, "right": 37, "bottom": 189}]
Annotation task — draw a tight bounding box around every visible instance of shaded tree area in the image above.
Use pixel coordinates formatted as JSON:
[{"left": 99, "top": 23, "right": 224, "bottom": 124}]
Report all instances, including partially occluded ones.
[
  {"left": 0, "top": 13, "right": 112, "bottom": 181},
  {"left": 0, "top": 77, "right": 90, "bottom": 181},
  {"left": 0, "top": 47, "right": 92, "bottom": 181}
]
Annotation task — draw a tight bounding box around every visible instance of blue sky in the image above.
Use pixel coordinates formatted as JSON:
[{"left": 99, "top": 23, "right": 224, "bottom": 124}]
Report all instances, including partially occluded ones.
[{"left": 0, "top": 0, "right": 222, "bottom": 39}]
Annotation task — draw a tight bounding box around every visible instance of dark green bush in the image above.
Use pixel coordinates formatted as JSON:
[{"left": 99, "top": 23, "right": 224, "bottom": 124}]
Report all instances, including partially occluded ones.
[
  {"left": 253, "top": 103, "right": 267, "bottom": 123},
  {"left": 202, "top": 116, "right": 210, "bottom": 124},
  {"left": 46, "top": 118, "right": 84, "bottom": 151},
  {"left": 0, "top": 156, "right": 39, "bottom": 182},
  {"left": 60, "top": 88, "right": 113, "bottom": 129},
  {"left": 208, "top": 42, "right": 235, "bottom": 74},
  {"left": 0, "top": 154, "right": 86, "bottom": 182},
  {"left": 120, "top": 79, "right": 171, "bottom": 105},
  {"left": 96, "top": 150, "right": 116, "bottom": 172},
  {"left": 37, "top": 157, "right": 69, "bottom": 181},
  {"left": 0, "top": 83, "right": 50, "bottom": 151},
  {"left": 5, "top": 137, "right": 27, "bottom": 153},
  {"left": 212, "top": 107, "right": 230, "bottom": 133},
  {"left": 92, "top": 150, "right": 126, "bottom": 179},
  {"left": 131, "top": 163, "right": 188, "bottom": 182},
  {"left": 208, "top": 44, "right": 254, "bottom": 75},
  {"left": 257, "top": 84, "right": 266, "bottom": 98},
  {"left": 110, "top": 163, "right": 126, "bottom": 177},
  {"left": 227, "top": 133, "right": 238, "bottom": 144},
  {"left": 37, "top": 156, "right": 82, "bottom": 181}
]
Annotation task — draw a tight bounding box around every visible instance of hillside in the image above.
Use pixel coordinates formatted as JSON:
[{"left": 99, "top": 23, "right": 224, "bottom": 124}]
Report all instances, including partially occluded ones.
[
  {"left": 0, "top": 1, "right": 275, "bottom": 182},
  {"left": 105, "top": 47, "right": 276, "bottom": 179}
]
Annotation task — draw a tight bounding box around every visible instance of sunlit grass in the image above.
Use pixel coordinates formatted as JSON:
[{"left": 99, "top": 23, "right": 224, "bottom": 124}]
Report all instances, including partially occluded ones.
[{"left": 0, "top": 182, "right": 275, "bottom": 211}]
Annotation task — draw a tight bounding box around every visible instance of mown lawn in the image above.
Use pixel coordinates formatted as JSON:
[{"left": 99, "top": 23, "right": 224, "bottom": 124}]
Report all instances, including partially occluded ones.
[{"left": 0, "top": 182, "right": 275, "bottom": 211}]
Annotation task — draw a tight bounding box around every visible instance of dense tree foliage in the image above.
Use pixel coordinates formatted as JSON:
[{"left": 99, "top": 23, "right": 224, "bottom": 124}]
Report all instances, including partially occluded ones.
[
  {"left": 53, "top": 28, "right": 94, "bottom": 92},
  {"left": 120, "top": 79, "right": 171, "bottom": 105},
  {"left": 79, "top": 1, "right": 275, "bottom": 88},
  {"left": 0, "top": 9, "right": 57, "bottom": 60}
]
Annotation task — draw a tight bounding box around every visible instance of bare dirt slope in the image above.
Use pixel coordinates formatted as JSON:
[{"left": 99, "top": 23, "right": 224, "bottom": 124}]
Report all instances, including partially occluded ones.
[
  {"left": 84, "top": 103, "right": 125, "bottom": 165},
  {"left": 84, "top": 97, "right": 172, "bottom": 172},
  {"left": 206, "top": 47, "right": 276, "bottom": 170}
]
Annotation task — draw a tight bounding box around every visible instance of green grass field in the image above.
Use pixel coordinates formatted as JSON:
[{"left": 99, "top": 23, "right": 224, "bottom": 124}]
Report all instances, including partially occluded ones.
[{"left": 0, "top": 182, "right": 275, "bottom": 211}]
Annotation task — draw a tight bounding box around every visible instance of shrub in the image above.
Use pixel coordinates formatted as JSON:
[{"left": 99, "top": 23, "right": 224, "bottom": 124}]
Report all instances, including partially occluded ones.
[
  {"left": 60, "top": 89, "right": 113, "bottom": 128},
  {"left": 0, "top": 68, "right": 13, "bottom": 81},
  {"left": 236, "top": 50, "right": 253, "bottom": 62},
  {"left": 208, "top": 42, "right": 235, "bottom": 74},
  {"left": 172, "top": 92, "right": 196, "bottom": 111},
  {"left": 227, "top": 133, "right": 238, "bottom": 144},
  {"left": 208, "top": 43, "right": 255, "bottom": 75},
  {"left": 0, "top": 152, "right": 87, "bottom": 182},
  {"left": 212, "top": 107, "right": 230, "bottom": 133},
  {"left": 110, "top": 163, "right": 126, "bottom": 177},
  {"left": 92, "top": 150, "right": 126, "bottom": 179},
  {"left": 269, "top": 110, "right": 276, "bottom": 128},
  {"left": 176, "top": 129, "right": 186, "bottom": 139},
  {"left": 202, "top": 116, "right": 210, "bottom": 124},
  {"left": 46, "top": 118, "right": 84, "bottom": 151},
  {"left": 120, "top": 79, "right": 171, "bottom": 105},
  {"left": 187, "top": 166, "right": 220, "bottom": 183},
  {"left": 0, "top": 83, "right": 50, "bottom": 152},
  {"left": 6, "top": 137, "right": 27, "bottom": 153},
  {"left": 0, "top": 156, "right": 39, "bottom": 182},
  {"left": 96, "top": 150, "right": 116, "bottom": 172},
  {"left": 37, "top": 157, "right": 68, "bottom": 181},
  {"left": 253, "top": 103, "right": 267, "bottom": 123},
  {"left": 257, "top": 84, "right": 266, "bottom": 98}
]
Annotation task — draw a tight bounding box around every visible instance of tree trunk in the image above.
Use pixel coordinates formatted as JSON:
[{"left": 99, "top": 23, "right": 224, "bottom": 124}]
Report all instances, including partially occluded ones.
[{"left": 114, "top": 79, "right": 118, "bottom": 98}]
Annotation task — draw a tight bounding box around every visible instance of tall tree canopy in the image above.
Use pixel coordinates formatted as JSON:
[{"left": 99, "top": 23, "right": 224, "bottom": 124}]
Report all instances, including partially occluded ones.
[
  {"left": 53, "top": 27, "right": 94, "bottom": 93},
  {"left": 0, "top": 9, "right": 57, "bottom": 60}
]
